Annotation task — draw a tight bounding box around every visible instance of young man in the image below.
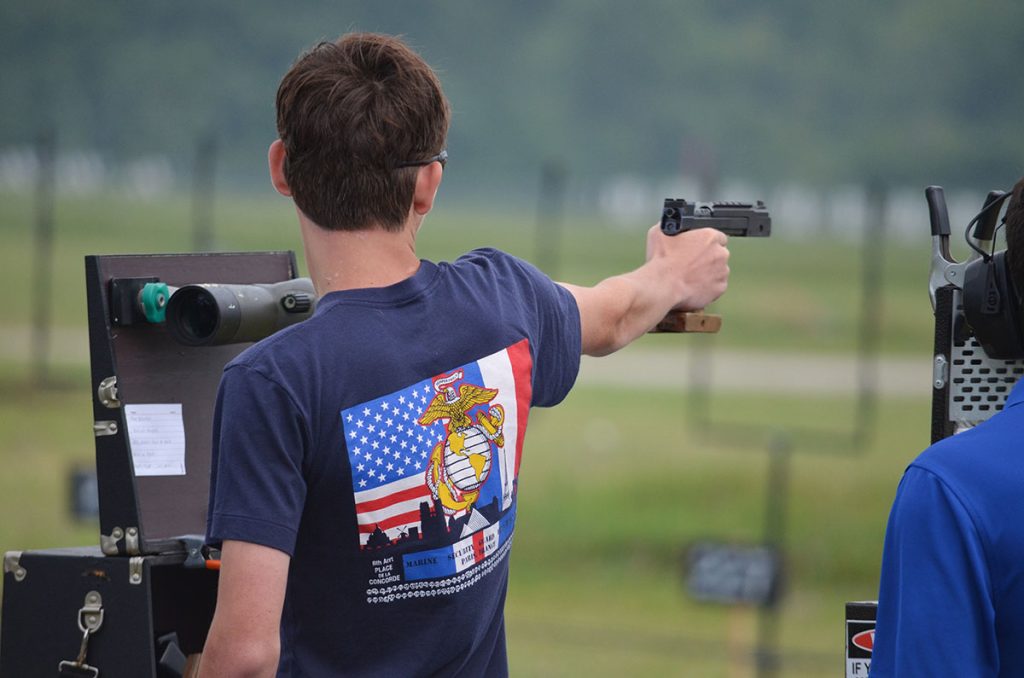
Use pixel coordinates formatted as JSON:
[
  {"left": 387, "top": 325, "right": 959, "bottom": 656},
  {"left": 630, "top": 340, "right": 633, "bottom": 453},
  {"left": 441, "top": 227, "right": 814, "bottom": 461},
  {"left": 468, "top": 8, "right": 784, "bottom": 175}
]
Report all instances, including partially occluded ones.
[
  {"left": 870, "top": 178, "right": 1024, "bottom": 676},
  {"left": 199, "top": 33, "right": 729, "bottom": 677}
]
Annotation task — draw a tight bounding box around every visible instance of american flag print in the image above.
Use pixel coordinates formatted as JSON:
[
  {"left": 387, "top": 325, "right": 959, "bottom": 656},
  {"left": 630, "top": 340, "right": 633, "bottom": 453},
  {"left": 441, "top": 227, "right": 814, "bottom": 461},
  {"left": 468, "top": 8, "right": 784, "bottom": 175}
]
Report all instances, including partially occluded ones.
[{"left": 342, "top": 339, "right": 533, "bottom": 549}]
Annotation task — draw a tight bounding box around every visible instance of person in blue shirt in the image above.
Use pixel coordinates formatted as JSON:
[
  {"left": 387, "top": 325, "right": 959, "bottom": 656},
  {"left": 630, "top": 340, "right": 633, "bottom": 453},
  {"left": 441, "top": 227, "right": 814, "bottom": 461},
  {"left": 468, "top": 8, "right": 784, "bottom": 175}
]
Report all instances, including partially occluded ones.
[
  {"left": 197, "top": 33, "right": 730, "bottom": 677},
  {"left": 871, "top": 177, "right": 1024, "bottom": 677}
]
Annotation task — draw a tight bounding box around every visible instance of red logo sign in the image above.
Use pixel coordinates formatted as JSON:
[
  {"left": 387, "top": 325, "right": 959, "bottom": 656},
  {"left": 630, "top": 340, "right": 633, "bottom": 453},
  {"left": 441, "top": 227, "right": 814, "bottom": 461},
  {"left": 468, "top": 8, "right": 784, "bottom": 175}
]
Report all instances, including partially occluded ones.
[{"left": 852, "top": 629, "right": 874, "bottom": 652}]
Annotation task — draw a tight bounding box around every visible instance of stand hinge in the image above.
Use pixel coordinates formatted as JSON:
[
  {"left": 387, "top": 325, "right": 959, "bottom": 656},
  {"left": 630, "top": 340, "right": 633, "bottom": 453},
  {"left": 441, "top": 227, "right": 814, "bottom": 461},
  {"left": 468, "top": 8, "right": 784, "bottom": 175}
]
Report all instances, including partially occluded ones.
[
  {"left": 129, "top": 556, "right": 144, "bottom": 585},
  {"left": 100, "top": 529, "right": 121, "bottom": 556},
  {"left": 125, "top": 527, "right": 140, "bottom": 556},
  {"left": 3, "top": 551, "right": 26, "bottom": 581},
  {"left": 99, "top": 526, "right": 139, "bottom": 556},
  {"left": 97, "top": 376, "right": 120, "bottom": 408}
]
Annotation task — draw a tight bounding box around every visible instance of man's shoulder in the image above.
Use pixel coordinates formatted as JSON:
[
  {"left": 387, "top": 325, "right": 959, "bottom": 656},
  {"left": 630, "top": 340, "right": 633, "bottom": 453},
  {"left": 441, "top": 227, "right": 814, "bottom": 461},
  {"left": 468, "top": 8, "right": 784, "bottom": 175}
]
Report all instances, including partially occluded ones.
[
  {"left": 448, "top": 248, "right": 563, "bottom": 303},
  {"left": 915, "top": 407, "right": 1021, "bottom": 468},
  {"left": 909, "top": 406, "right": 1024, "bottom": 512},
  {"left": 223, "top": 316, "right": 321, "bottom": 383},
  {"left": 450, "top": 247, "right": 530, "bottom": 275}
]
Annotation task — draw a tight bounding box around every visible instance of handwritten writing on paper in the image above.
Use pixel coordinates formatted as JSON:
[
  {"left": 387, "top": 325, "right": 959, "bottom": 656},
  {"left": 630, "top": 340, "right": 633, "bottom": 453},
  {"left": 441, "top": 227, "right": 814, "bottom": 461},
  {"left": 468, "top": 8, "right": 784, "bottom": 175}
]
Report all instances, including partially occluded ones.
[{"left": 123, "top": 404, "right": 186, "bottom": 476}]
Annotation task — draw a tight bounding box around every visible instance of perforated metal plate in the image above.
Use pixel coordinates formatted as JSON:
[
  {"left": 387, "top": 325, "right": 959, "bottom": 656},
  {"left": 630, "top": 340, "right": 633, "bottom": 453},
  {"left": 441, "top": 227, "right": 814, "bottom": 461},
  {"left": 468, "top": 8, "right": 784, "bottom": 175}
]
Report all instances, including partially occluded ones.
[{"left": 948, "top": 290, "right": 1024, "bottom": 427}]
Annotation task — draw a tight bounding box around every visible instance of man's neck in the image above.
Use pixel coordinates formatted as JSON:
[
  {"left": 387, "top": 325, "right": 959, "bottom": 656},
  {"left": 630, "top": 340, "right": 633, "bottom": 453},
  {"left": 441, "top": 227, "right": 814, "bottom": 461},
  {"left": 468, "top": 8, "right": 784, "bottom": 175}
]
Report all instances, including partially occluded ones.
[{"left": 299, "top": 212, "right": 423, "bottom": 295}]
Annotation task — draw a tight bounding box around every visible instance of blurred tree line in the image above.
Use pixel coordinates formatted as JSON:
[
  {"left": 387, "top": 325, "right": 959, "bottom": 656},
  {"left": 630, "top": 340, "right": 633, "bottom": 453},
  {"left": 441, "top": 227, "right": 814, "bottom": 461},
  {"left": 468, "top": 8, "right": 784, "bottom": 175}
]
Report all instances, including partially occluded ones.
[{"left": 2, "top": 0, "right": 1022, "bottom": 192}]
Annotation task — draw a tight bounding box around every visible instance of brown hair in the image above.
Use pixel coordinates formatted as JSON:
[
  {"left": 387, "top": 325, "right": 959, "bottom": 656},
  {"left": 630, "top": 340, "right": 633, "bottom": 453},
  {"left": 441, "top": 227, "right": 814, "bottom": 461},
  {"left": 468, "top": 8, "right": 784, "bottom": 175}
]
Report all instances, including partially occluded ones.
[{"left": 276, "top": 33, "right": 450, "bottom": 231}]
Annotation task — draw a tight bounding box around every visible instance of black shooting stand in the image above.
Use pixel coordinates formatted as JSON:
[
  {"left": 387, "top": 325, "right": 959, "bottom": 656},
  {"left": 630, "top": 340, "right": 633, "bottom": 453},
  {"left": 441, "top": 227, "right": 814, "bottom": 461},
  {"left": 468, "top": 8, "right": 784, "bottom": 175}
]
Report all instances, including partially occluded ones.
[{"left": 2, "top": 251, "right": 301, "bottom": 678}]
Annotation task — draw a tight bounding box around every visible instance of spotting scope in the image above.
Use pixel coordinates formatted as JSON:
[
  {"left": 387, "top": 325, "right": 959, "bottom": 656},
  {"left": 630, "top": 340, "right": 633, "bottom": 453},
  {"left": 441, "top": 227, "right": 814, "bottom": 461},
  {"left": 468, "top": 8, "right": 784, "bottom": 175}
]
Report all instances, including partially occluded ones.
[{"left": 163, "top": 278, "right": 317, "bottom": 346}]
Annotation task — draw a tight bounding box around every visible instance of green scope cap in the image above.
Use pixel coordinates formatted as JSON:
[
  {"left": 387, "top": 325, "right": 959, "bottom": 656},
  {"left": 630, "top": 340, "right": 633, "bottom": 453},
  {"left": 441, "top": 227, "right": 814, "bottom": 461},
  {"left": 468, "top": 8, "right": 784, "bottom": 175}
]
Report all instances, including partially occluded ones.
[{"left": 140, "top": 282, "right": 170, "bottom": 323}]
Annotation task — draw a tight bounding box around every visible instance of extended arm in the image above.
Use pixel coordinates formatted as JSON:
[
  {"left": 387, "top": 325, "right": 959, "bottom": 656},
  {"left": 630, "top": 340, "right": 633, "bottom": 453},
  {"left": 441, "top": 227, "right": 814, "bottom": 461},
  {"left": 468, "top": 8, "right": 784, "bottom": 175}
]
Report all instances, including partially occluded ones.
[
  {"left": 560, "top": 224, "right": 730, "bottom": 356},
  {"left": 198, "top": 540, "right": 291, "bottom": 678}
]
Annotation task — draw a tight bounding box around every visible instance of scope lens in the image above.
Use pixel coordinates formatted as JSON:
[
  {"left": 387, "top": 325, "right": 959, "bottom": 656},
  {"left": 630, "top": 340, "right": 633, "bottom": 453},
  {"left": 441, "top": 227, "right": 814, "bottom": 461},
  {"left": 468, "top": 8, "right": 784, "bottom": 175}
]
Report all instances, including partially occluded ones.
[{"left": 169, "top": 287, "right": 219, "bottom": 345}]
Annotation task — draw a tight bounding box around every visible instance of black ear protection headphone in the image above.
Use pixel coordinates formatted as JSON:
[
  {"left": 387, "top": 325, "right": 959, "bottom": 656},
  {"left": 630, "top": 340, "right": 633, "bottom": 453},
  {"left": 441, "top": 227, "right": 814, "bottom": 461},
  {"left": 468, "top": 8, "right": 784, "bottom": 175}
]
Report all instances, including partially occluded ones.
[{"left": 961, "top": 190, "right": 1024, "bottom": 359}]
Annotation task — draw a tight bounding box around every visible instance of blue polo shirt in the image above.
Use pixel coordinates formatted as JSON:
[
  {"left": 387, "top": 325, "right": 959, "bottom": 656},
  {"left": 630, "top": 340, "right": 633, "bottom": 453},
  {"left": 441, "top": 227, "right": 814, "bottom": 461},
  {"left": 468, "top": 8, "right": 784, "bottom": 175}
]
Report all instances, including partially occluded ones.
[{"left": 872, "top": 380, "right": 1024, "bottom": 677}]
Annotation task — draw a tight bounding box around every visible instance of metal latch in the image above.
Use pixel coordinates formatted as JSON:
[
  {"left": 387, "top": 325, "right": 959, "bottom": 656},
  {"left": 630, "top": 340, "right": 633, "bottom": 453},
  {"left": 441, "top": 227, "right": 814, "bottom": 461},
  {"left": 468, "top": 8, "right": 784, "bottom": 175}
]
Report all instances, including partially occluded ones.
[
  {"left": 93, "top": 421, "right": 118, "bottom": 437},
  {"left": 58, "top": 590, "right": 104, "bottom": 677}
]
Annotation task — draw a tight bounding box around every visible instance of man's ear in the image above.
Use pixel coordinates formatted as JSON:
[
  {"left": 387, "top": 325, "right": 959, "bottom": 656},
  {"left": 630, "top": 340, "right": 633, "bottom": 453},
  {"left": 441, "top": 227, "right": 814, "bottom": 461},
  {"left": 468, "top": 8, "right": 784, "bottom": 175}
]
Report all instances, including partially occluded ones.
[
  {"left": 411, "top": 162, "right": 443, "bottom": 216},
  {"left": 268, "top": 139, "right": 292, "bottom": 197}
]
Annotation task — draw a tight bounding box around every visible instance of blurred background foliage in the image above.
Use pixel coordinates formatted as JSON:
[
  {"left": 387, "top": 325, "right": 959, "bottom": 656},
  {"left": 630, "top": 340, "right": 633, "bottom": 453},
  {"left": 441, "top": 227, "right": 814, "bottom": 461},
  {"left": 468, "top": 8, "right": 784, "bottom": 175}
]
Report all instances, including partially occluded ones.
[{"left": 2, "top": 0, "right": 1023, "bottom": 195}]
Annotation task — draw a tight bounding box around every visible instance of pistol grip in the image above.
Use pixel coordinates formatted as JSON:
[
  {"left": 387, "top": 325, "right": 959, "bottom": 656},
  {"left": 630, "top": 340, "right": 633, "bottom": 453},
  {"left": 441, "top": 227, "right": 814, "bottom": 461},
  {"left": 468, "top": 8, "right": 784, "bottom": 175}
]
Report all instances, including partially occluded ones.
[{"left": 651, "top": 310, "right": 722, "bottom": 333}]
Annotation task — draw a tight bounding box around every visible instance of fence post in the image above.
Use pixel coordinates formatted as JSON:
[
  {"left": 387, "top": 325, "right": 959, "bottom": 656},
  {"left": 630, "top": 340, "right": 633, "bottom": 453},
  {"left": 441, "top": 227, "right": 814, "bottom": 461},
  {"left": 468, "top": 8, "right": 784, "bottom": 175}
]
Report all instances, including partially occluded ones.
[
  {"left": 754, "top": 434, "right": 792, "bottom": 678},
  {"left": 191, "top": 133, "right": 218, "bottom": 252},
  {"left": 30, "top": 127, "right": 57, "bottom": 385},
  {"left": 685, "top": 140, "right": 719, "bottom": 427},
  {"left": 853, "top": 181, "right": 886, "bottom": 449},
  {"left": 535, "top": 160, "right": 567, "bottom": 277}
]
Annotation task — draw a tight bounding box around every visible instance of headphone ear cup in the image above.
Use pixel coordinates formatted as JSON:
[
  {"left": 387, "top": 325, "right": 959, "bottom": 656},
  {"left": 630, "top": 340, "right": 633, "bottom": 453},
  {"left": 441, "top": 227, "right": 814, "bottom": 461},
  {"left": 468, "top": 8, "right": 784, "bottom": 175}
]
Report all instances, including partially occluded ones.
[{"left": 963, "top": 251, "right": 1024, "bottom": 359}]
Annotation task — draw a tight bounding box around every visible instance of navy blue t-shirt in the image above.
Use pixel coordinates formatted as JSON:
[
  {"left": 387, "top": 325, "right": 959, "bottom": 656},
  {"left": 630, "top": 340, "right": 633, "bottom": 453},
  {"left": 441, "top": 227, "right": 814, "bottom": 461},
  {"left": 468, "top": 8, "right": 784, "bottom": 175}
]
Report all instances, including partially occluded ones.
[
  {"left": 206, "top": 248, "right": 581, "bottom": 677},
  {"left": 871, "top": 379, "right": 1024, "bottom": 677}
]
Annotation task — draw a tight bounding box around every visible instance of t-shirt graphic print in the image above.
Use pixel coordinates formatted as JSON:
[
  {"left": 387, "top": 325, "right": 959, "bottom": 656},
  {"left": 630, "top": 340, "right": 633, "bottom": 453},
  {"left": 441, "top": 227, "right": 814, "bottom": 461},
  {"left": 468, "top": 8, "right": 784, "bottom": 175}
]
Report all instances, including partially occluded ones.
[{"left": 341, "top": 338, "right": 533, "bottom": 602}]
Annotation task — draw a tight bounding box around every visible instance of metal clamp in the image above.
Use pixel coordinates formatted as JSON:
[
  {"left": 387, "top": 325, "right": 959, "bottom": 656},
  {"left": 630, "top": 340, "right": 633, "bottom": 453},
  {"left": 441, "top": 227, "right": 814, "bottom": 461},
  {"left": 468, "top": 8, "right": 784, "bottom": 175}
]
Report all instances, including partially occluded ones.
[
  {"left": 181, "top": 535, "right": 207, "bottom": 569},
  {"left": 58, "top": 591, "right": 103, "bottom": 677}
]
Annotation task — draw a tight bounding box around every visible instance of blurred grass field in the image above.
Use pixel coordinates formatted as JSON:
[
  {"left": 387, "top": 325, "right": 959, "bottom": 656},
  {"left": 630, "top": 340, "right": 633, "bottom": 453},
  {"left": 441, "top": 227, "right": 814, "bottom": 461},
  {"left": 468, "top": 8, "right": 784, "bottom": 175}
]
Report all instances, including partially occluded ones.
[
  {"left": 0, "top": 190, "right": 938, "bottom": 675},
  {"left": 0, "top": 189, "right": 934, "bottom": 354}
]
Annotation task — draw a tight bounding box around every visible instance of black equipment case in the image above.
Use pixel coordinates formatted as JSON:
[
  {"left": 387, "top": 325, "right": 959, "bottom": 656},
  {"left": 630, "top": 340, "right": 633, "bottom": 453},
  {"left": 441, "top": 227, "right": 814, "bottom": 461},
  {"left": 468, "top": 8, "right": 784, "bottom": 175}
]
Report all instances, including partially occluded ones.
[
  {"left": 2, "top": 547, "right": 217, "bottom": 677},
  {"left": 1, "top": 252, "right": 302, "bottom": 677}
]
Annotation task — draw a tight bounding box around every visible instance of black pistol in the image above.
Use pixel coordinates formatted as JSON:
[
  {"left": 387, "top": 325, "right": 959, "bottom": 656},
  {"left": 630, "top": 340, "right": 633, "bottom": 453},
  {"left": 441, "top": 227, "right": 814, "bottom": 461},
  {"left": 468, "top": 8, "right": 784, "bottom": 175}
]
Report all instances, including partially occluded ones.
[
  {"left": 661, "top": 199, "right": 771, "bottom": 237},
  {"left": 653, "top": 198, "right": 772, "bottom": 333}
]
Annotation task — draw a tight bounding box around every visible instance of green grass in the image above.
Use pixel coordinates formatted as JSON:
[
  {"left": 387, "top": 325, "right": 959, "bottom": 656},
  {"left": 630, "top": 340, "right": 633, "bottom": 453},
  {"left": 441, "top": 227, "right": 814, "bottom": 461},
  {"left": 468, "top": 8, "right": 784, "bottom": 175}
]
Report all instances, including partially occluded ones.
[
  {"left": 0, "top": 373, "right": 98, "bottom": 550},
  {"left": 501, "top": 386, "right": 925, "bottom": 675},
  {"left": 0, "top": 360, "right": 927, "bottom": 675}
]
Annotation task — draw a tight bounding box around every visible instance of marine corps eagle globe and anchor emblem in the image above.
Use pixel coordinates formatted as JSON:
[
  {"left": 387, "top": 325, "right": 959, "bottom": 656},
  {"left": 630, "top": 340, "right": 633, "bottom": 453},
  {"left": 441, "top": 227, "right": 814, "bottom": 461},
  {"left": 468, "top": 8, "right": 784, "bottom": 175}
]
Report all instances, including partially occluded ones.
[{"left": 418, "top": 370, "right": 506, "bottom": 517}]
